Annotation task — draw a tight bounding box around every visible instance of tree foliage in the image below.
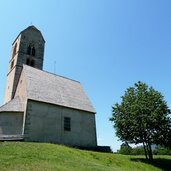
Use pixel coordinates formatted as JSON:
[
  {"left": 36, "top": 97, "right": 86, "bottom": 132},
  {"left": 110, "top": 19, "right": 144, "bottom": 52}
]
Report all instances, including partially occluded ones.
[
  {"left": 153, "top": 146, "right": 171, "bottom": 155},
  {"left": 110, "top": 81, "right": 171, "bottom": 161},
  {"left": 118, "top": 143, "right": 145, "bottom": 155},
  {"left": 119, "top": 142, "right": 132, "bottom": 155}
]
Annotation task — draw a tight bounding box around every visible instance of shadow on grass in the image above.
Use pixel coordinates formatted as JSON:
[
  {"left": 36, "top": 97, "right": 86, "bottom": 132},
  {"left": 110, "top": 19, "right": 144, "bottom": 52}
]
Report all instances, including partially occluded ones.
[{"left": 131, "top": 157, "right": 171, "bottom": 171}]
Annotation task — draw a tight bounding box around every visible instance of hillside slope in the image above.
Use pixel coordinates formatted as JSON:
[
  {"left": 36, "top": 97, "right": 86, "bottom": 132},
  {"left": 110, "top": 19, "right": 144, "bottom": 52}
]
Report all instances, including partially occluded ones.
[{"left": 0, "top": 142, "right": 170, "bottom": 171}]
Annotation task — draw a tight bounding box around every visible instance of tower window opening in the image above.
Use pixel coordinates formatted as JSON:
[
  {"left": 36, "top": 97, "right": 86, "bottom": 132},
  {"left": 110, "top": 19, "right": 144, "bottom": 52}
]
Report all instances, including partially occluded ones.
[
  {"left": 32, "top": 47, "right": 35, "bottom": 56},
  {"left": 31, "top": 60, "right": 35, "bottom": 67},
  {"left": 27, "top": 45, "right": 31, "bottom": 55},
  {"left": 26, "top": 58, "right": 35, "bottom": 67},
  {"left": 12, "top": 43, "right": 17, "bottom": 58},
  {"left": 26, "top": 58, "right": 30, "bottom": 65},
  {"left": 27, "top": 44, "right": 36, "bottom": 56}
]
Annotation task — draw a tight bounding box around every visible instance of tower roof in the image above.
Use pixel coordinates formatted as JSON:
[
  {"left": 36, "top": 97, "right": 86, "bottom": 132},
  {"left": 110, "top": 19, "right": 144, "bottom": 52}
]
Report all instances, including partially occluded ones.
[
  {"left": 23, "top": 25, "right": 39, "bottom": 31},
  {"left": 12, "top": 25, "right": 45, "bottom": 45}
]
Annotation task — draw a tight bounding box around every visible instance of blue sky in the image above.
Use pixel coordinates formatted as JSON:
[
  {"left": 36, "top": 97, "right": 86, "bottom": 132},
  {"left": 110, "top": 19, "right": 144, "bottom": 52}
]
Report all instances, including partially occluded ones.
[{"left": 0, "top": 0, "right": 171, "bottom": 152}]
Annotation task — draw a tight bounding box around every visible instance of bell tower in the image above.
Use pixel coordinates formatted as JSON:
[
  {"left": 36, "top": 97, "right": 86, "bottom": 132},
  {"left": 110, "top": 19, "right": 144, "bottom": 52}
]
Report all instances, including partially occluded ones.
[{"left": 4, "top": 25, "right": 45, "bottom": 104}]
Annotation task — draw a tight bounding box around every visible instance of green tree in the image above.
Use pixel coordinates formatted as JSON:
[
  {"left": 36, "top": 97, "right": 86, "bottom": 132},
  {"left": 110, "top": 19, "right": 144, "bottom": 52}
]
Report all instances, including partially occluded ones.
[
  {"left": 119, "top": 142, "right": 132, "bottom": 155},
  {"left": 110, "top": 81, "right": 170, "bottom": 161},
  {"left": 160, "top": 124, "right": 171, "bottom": 149},
  {"left": 131, "top": 146, "right": 145, "bottom": 155},
  {"left": 153, "top": 146, "right": 171, "bottom": 155}
]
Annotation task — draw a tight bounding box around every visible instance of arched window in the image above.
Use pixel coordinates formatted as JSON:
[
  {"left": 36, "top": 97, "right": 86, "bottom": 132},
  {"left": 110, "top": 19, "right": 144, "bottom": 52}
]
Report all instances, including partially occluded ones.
[
  {"left": 32, "top": 46, "right": 35, "bottom": 56},
  {"left": 12, "top": 43, "right": 17, "bottom": 58},
  {"left": 26, "top": 58, "right": 30, "bottom": 65},
  {"left": 26, "top": 58, "right": 35, "bottom": 67},
  {"left": 11, "top": 60, "right": 14, "bottom": 69},
  {"left": 27, "top": 44, "right": 36, "bottom": 56},
  {"left": 27, "top": 45, "right": 31, "bottom": 55},
  {"left": 31, "top": 60, "right": 35, "bottom": 67}
]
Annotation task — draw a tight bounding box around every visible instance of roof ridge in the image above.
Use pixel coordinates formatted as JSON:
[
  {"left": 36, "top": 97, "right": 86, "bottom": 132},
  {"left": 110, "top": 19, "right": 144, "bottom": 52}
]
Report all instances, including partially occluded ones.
[
  {"left": 21, "top": 25, "right": 40, "bottom": 33},
  {"left": 23, "top": 64, "right": 80, "bottom": 83}
]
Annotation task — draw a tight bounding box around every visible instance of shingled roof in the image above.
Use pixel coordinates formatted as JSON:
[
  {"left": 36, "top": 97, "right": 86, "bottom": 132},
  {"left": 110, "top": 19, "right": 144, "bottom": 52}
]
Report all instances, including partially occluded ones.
[
  {"left": 23, "top": 65, "right": 96, "bottom": 113},
  {"left": 0, "top": 97, "right": 24, "bottom": 112}
]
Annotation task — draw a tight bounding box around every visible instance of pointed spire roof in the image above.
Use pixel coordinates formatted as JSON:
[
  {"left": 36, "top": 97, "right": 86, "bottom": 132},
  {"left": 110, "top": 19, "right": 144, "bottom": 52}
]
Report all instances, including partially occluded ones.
[
  {"left": 12, "top": 25, "right": 45, "bottom": 45},
  {"left": 21, "top": 25, "right": 41, "bottom": 33}
]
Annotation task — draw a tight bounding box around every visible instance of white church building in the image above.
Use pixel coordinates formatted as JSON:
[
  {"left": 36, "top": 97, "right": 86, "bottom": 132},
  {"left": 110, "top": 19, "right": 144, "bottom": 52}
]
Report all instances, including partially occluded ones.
[{"left": 0, "top": 26, "right": 97, "bottom": 147}]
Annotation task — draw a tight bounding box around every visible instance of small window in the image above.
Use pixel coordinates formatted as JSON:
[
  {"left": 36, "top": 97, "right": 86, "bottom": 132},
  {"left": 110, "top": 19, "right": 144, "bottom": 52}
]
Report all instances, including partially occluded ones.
[
  {"left": 11, "top": 60, "right": 14, "bottom": 69},
  {"left": 12, "top": 43, "right": 17, "bottom": 58},
  {"left": 64, "top": 117, "right": 71, "bottom": 131}
]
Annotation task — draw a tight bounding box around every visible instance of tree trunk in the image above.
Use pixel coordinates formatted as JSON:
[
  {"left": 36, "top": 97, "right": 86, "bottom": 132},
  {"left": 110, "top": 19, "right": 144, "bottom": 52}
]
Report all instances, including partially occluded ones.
[
  {"left": 142, "top": 141, "right": 148, "bottom": 160},
  {"left": 144, "top": 140, "right": 151, "bottom": 161},
  {"left": 147, "top": 141, "right": 153, "bottom": 161}
]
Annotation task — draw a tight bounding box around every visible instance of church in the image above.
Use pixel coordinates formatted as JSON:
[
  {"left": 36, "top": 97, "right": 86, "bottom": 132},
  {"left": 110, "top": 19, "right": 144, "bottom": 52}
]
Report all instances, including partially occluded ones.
[{"left": 0, "top": 26, "right": 97, "bottom": 147}]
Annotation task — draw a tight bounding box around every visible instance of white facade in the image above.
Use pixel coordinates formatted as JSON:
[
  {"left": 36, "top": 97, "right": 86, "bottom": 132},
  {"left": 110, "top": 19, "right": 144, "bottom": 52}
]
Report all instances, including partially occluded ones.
[{"left": 24, "top": 100, "right": 97, "bottom": 147}]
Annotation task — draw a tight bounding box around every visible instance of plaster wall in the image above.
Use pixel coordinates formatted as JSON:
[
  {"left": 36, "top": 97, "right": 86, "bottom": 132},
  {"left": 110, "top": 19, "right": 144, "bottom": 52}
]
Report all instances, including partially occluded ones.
[
  {"left": 0, "top": 112, "right": 23, "bottom": 135},
  {"left": 24, "top": 100, "right": 97, "bottom": 147}
]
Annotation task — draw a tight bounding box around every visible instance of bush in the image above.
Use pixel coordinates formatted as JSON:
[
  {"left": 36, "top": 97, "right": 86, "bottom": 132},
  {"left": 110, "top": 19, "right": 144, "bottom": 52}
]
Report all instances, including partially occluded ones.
[
  {"left": 131, "top": 146, "right": 145, "bottom": 155},
  {"left": 118, "top": 144, "right": 145, "bottom": 155},
  {"left": 118, "top": 143, "right": 132, "bottom": 155},
  {"left": 153, "top": 147, "right": 171, "bottom": 155}
]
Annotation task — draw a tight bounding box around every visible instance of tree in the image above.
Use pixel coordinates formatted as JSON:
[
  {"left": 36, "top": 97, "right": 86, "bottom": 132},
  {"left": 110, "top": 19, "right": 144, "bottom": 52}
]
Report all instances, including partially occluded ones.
[
  {"left": 119, "top": 142, "right": 132, "bottom": 155},
  {"left": 160, "top": 124, "right": 171, "bottom": 149},
  {"left": 131, "top": 146, "right": 145, "bottom": 155},
  {"left": 110, "top": 81, "right": 171, "bottom": 161},
  {"left": 153, "top": 146, "right": 171, "bottom": 155}
]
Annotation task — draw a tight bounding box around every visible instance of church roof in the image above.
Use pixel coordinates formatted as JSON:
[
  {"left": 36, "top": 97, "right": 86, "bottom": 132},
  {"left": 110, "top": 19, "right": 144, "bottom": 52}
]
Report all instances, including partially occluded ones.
[
  {"left": 0, "top": 97, "right": 24, "bottom": 112},
  {"left": 12, "top": 25, "right": 45, "bottom": 45},
  {"left": 21, "top": 25, "right": 45, "bottom": 41},
  {"left": 23, "top": 65, "right": 96, "bottom": 113}
]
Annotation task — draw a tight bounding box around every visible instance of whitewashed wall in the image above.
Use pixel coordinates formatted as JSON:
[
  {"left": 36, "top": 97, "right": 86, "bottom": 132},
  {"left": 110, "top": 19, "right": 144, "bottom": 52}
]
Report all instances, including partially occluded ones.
[{"left": 24, "top": 100, "right": 97, "bottom": 147}]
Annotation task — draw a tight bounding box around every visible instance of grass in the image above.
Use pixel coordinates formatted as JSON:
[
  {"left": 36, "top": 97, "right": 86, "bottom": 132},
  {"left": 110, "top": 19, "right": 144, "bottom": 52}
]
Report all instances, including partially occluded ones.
[{"left": 0, "top": 142, "right": 170, "bottom": 171}]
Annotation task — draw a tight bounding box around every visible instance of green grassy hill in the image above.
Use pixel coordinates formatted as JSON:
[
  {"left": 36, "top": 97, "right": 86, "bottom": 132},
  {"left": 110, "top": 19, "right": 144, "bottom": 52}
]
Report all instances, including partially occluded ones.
[{"left": 0, "top": 142, "right": 170, "bottom": 171}]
